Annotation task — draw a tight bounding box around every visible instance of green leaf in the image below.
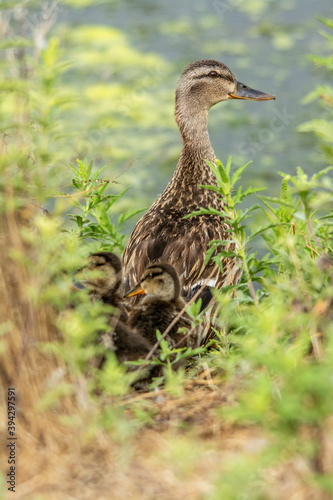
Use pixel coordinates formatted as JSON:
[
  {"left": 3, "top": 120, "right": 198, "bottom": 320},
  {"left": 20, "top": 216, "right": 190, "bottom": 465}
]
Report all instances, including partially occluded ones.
[
  {"left": 258, "top": 195, "right": 296, "bottom": 209},
  {"left": 117, "top": 207, "right": 146, "bottom": 226},
  {"left": 247, "top": 223, "right": 286, "bottom": 243},
  {"left": 318, "top": 16, "right": 333, "bottom": 30},
  {"left": 0, "top": 38, "right": 33, "bottom": 50},
  {"left": 231, "top": 161, "right": 252, "bottom": 188}
]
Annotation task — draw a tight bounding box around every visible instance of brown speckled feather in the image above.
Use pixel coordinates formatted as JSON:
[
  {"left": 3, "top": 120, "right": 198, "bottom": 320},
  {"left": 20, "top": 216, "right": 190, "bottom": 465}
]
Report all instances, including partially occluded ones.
[{"left": 123, "top": 145, "right": 240, "bottom": 293}]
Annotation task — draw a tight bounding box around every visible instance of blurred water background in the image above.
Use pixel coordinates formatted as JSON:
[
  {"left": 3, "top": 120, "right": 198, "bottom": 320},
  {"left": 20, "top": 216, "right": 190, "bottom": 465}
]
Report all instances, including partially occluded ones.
[{"left": 53, "top": 0, "right": 332, "bottom": 231}]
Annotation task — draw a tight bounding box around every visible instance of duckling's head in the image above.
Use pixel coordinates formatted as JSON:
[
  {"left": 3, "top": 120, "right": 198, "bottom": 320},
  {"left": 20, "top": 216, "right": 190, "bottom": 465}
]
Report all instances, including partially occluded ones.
[
  {"left": 125, "top": 262, "right": 180, "bottom": 302},
  {"left": 84, "top": 251, "right": 122, "bottom": 298},
  {"left": 176, "top": 59, "right": 275, "bottom": 113}
]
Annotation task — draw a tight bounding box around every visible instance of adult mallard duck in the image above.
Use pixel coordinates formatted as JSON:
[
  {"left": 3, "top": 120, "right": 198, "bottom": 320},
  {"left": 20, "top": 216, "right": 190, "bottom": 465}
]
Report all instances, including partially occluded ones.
[
  {"left": 122, "top": 59, "right": 274, "bottom": 299},
  {"left": 124, "top": 262, "right": 200, "bottom": 349}
]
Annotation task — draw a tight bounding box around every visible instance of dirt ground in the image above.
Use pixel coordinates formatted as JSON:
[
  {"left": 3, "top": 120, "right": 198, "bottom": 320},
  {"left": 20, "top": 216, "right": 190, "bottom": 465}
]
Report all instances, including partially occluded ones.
[{"left": 1, "top": 372, "right": 330, "bottom": 500}]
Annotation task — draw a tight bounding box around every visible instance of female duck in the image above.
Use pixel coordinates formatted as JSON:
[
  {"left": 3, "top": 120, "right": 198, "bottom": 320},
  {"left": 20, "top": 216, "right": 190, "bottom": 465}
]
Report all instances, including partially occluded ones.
[{"left": 122, "top": 60, "right": 274, "bottom": 299}]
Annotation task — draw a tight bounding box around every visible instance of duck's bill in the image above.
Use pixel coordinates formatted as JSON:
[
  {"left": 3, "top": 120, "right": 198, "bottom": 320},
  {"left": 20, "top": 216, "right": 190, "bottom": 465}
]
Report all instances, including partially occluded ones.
[
  {"left": 229, "top": 81, "right": 275, "bottom": 101},
  {"left": 124, "top": 284, "right": 146, "bottom": 298},
  {"left": 71, "top": 281, "right": 86, "bottom": 291}
]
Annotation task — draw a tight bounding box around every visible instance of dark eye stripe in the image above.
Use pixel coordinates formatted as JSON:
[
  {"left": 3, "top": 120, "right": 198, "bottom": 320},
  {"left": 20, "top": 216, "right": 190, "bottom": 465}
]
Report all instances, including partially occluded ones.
[
  {"left": 144, "top": 270, "right": 163, "bottom": 279},
  {"left": 195, "top": 73, "right": 220, "bottom": 79},
  {"left": 194, "top": 71, "right": 234, "bottom": 82}
]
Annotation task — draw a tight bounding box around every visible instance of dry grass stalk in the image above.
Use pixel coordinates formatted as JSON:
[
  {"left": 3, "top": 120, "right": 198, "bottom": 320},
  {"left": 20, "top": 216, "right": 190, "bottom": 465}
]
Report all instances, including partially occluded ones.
[{"left": 0, "top": 203, "right": 79, "bottom": 490}]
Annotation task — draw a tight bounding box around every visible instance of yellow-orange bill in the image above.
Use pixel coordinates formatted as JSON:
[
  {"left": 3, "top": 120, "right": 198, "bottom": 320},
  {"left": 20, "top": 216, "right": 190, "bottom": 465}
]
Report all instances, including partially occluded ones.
[{"left": 124, "top": 284, "right": 145, "bottom": 298}]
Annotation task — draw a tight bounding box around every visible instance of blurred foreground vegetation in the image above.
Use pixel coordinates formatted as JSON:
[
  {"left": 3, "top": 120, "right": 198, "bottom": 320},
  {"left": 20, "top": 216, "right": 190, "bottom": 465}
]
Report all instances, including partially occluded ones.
[{"left": 0, "top": 3, "right": 333, "bottom": 500}]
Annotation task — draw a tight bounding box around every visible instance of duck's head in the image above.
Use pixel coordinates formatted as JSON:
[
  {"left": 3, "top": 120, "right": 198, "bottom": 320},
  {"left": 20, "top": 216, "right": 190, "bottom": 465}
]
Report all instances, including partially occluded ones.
[
  {"left": 176, "top": 59, "right": 275, "bottom": 112},
  {"left": 124, "top": 262, "right": 180, "bottom": 302},
  {"left": 76, "top": 251, "right": 122, "bottom": 298}
]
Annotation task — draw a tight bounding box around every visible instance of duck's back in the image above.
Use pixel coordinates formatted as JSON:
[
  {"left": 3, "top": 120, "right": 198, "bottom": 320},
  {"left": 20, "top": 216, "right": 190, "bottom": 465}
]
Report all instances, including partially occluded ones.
[{"left": 123, "top": 207, "right": 236, "bottom": 295}]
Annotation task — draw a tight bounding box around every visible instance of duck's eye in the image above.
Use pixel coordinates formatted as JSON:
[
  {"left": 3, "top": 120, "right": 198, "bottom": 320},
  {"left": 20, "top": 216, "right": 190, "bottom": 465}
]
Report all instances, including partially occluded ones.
[{"left": 208, "top": 71, "right": 219, "bottom": 78}]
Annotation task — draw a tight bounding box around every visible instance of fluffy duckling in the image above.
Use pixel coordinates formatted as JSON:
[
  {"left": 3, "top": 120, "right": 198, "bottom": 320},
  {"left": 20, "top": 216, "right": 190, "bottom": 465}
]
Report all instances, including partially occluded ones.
[
  {"left": 99, "top": 321, "right": 152, "bottom": 365},
  {"left": 76, "top": 251, "right": 152, "bottom": 364},
  {"left": 124, "top": 262, "right": 200, "bottom": 349},
  {"left": 83, "top": 251, "right": 123, "bottom": 306}
]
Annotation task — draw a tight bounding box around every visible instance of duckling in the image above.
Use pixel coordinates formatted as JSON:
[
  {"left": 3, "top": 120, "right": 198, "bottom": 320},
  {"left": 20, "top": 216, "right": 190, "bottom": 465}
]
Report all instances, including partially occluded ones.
[
  {"left": 75, "top": 251, "right": 152, "bottom": 364},
  {"left": 83, "top": 251, "right": 123, "bottom": 307},
  {"left": 122, "top": 60, "right": 275, "bottom": 302},
  {"left": 99, "top": 321, "right": 152, "bottom": 365},
  {"left": 124, "top": 262, "right": 200, "bottom": 349}
]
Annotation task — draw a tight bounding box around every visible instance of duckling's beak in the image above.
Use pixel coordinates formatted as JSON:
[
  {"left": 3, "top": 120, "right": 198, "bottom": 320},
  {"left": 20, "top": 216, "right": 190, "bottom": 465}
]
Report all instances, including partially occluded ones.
[
  {"left": 71, "top": 281, "right": 86, "bottom": 291},
  {"left": 124, "top": 283, "right": 146, "bottom": 298},
  {"left": 229, "top": 81, "right": 275, "bottom": 101}
]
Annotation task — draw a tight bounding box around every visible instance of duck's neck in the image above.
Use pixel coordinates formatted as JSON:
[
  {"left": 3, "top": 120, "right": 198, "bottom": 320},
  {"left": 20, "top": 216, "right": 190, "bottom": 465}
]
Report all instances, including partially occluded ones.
[{"left": 171, "top": 105, "right": 217, "bottom": 191}]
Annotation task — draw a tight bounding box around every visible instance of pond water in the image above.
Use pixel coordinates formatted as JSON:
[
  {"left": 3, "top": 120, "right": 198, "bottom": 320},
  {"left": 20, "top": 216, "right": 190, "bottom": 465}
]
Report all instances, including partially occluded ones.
[{"left": 60, "top": 0, "right": 333, "bottom": 225}]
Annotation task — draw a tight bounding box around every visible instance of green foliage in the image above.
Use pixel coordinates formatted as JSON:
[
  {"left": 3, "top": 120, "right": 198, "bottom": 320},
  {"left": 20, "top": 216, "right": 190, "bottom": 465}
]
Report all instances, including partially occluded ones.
[
  {"left": 199, "top": 95, "right": 333, "bottom": 498},
  {"left": 68, "top": 158, "right": 144, "bottom": 253},
  {"left": 0, "top": 0, "right": 149, "bottom": 438},
  {"left": 298, "top": 17, "right": 333, "bottom": 163}
]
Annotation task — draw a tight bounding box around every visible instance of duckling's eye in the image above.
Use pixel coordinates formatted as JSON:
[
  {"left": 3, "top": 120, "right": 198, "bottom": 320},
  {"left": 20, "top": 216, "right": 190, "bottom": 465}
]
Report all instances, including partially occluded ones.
[{"left": 208, "top": 71, "right": 219, "bottom": 78}]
